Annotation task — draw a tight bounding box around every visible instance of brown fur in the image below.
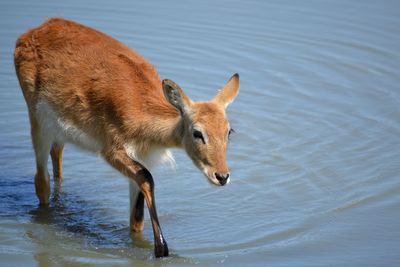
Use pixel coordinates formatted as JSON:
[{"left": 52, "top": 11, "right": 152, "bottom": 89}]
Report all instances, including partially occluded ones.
[
  {"left": 15, "top": 18, "right": 181, "bottom": 152},
  {"left": 14, "top": 18, "right": 239, "bottom": 258}
]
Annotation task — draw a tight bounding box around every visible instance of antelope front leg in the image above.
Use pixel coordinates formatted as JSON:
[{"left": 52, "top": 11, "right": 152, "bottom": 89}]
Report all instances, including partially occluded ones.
[
  {"left": 129, "top": 180, "right": 144, "bottom": 232},
  {"left": 104, "top": 148, "right": 169, "bottom": 257},
  {"left": 136, "top": 169, "right": 169, "bottom": 257}
]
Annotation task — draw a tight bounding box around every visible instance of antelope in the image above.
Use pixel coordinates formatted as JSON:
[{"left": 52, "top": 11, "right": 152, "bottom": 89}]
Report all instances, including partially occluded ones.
[{"left": 14, "top": 18, "right": 239, "bottom": 258}]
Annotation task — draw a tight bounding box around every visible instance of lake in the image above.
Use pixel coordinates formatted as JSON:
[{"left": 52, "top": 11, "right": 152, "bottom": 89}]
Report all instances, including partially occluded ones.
[{"left": 1, "top": 0, "right": 399, "bottom": 266}]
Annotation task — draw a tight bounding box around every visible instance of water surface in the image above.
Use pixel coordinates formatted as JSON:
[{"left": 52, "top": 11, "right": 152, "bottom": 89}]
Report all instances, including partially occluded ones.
[{"left": 1, "top": 0, "right": 400, "bottom": 266}]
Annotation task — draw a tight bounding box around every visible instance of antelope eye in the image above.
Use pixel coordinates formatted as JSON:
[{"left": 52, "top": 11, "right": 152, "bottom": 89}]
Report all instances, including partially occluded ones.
[{"left": 193, "top": 130, "right": 205, "bottom": 144}]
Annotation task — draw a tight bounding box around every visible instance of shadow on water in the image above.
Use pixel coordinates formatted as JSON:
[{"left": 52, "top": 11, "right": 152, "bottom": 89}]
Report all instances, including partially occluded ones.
[
  {"left": 0, "top": 176, "right": 192, "bottom": 266},
  {"left": 28, "top": 186, "right": 155, "bottom": 249}
]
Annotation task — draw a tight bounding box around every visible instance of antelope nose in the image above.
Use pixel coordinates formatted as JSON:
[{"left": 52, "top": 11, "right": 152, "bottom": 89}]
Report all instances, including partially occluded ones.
[{"left": 215, "top": 172, "right": 230, "bottom": 186}]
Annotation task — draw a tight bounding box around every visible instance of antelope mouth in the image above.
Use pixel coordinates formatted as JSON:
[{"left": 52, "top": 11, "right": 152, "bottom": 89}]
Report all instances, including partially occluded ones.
[
  {"left": 206, "top": 175, "right": 223, "bottom": 186},
  {"left": 202, "top": 169, "right": 230, "bottom": 187},
  {"left": 194, "top": 161, "right": 230, "bottom": 186}
]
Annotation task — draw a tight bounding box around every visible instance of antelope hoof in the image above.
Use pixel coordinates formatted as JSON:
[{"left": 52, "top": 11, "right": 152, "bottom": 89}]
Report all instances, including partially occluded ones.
[{"left": 154, "top": 240, "right": 169, "bottom": 258}]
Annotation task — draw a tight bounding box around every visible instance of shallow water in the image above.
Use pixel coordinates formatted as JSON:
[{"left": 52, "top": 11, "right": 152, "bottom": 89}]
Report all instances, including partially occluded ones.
[{"left": 1, "top": 0, "right": 400, "bottom": 266}]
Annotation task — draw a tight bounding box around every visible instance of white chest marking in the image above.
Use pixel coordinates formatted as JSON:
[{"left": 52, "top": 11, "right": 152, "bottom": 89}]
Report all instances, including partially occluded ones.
[{"left": 124, "top": 143, "right": 175, "bottom": 170}]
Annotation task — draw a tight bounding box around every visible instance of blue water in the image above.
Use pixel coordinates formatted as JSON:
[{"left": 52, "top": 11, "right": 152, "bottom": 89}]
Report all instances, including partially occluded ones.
[{"left": 1, "top": 0, "right": 400, "bottom": 266}]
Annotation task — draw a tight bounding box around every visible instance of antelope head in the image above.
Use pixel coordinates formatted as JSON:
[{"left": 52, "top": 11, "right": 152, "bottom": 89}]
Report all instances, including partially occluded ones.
[{"left": 163, "top": 74, "right": 240, "bottom": 186}]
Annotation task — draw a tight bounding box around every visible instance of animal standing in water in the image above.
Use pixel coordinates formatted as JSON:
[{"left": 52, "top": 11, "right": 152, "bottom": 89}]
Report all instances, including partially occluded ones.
[{"left": 14, "top": 18, "right": 239, "bottom": 257}]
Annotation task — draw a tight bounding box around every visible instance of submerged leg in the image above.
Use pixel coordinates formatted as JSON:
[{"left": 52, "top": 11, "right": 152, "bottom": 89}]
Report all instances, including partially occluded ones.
[
  {"left": 104, "top": 148, "right": 168, "bottom": 257},
  {"left": 29, "top": 112, "right": 52, "bottom": 206}
]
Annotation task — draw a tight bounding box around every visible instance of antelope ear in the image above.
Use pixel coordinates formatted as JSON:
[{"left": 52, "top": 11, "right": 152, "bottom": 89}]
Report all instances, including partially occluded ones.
[
  {"left": 162, "top": 79, "right": 191, "bottom": 114},
  {"left": 214, "top": 73, "right": 240, "bottom": 108}
]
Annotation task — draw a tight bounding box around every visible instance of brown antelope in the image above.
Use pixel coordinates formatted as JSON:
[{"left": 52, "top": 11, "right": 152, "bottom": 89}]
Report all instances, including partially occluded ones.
[{"left": 14, "top": 18, "right": 239, "bottom": 258}]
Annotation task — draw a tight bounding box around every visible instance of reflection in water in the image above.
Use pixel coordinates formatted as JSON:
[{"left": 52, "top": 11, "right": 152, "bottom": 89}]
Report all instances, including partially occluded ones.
[
  {"left": 1, "top": 0, "right": 400, "bottom": 266},
  {"left": 25, "top": 188, "right": 193, "bottom": 266},
  {"left": 29, "top": 190, "right": 139, "bottom": 248}
]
